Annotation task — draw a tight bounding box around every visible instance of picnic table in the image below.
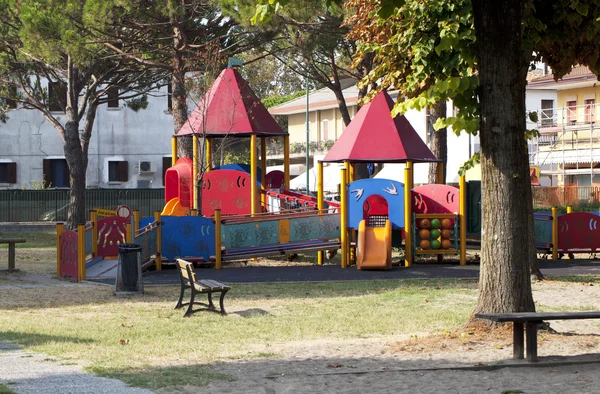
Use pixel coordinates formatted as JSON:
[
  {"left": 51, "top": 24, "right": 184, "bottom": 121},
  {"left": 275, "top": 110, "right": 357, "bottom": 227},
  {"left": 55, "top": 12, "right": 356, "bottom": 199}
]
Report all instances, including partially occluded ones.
[{"left": 0, "top": 238, "right": 26, "bottom": 272}]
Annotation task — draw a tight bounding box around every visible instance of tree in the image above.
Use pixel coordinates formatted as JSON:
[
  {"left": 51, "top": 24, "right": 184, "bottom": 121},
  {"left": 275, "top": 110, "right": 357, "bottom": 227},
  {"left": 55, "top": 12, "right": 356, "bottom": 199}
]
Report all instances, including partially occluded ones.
[
  {"left": 0, "top": 0, "right": 165, "bottom": 228},
  {"left": 251, "top": 0, "right": 600, "bottom": 315},
  {"left": 225, "top": 0, "right": 375, "bottom": 126}
]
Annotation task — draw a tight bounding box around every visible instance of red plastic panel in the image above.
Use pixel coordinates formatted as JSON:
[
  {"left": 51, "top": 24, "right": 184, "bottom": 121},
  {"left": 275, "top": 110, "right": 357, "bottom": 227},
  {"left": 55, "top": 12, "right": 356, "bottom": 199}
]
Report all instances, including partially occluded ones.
[
  {"left": 363, "top": 194, "right": 389, "bottom": 218},
  {"left": 201, "top": 169, "right": 252, "bottom": 216},
  {"left": 97, "top": 216, "right": 128, "bottom": 257},
  {"left": 165, "top": 158, "right": 193, "bottom": 207},
  {"left": 266, "top": 170, "right": 284, "bottom": 189},
  {"left": 412, "top": 184, "right": 460, "bottom": 214},
  {"left": 60, "top": 230, "right": 78, "bottom": 281},
  {"left": 558, "top": 212, "right": 600, "bottom": 252}
]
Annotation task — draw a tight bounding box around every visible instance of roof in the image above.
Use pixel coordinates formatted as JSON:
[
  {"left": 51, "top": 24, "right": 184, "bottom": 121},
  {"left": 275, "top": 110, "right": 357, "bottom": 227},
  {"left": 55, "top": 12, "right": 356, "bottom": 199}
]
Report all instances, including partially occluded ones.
[
  {"left": 269, "top": 85, "right": 361, "bottom": 116},
  {"left": 177, "top": 68, "right": 286, "bottom": 137},
  {"left": 322, "top": 91, "right": 439, "bottom": 163},
  {"left": 528, "top": 65, "right": 599, "bottom": 89}
]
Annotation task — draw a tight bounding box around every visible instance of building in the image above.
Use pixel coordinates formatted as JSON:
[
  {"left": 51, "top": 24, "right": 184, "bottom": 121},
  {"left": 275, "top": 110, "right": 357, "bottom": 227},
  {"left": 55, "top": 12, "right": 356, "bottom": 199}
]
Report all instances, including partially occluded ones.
[
  {"left": 527, "top": 65, "right": 600, "bottom": 187},
  {"left": 0, "top": 84, "right": 174, "bottom": 190},
  {"left": 269, "top": 84, "right": 479, "bottom": 186}
]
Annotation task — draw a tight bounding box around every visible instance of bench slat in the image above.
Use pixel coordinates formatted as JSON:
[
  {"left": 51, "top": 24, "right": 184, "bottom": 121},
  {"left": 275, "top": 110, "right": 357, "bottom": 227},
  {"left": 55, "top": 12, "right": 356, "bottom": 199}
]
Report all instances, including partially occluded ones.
[{"left": 476, "top": 311, "right": 600, "bottom": 323}]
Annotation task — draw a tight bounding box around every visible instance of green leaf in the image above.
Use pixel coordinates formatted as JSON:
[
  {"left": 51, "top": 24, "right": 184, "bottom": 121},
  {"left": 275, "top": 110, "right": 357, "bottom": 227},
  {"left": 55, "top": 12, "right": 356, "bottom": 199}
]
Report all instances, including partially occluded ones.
[{"left": 377, "top": 0, "right": 405, "bottom": 19}]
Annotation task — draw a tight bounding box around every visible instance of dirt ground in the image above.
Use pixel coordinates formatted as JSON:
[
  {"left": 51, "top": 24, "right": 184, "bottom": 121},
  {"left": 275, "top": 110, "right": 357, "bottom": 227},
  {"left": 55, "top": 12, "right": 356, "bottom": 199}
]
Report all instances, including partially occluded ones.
[{"left": 3, "top": 247, "right": 600, "bottom": 393}]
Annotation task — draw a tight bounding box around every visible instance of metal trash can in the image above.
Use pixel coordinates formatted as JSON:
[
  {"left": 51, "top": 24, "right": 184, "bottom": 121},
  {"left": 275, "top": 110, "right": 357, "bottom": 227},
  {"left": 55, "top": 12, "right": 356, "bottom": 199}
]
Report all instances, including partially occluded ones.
[{"left": 115, "top": 243, "right": 144, "bottom": 295}]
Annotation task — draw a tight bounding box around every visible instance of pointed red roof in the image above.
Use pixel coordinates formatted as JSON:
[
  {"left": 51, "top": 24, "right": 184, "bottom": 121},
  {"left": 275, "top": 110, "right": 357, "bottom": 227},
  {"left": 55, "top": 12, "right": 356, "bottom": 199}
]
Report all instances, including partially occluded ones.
[
  {"left": 323, "top": 91, "right": 439, "bottom": 163},
  {"left": 177, "top": 68, "right": 286, "bottom": 137}
]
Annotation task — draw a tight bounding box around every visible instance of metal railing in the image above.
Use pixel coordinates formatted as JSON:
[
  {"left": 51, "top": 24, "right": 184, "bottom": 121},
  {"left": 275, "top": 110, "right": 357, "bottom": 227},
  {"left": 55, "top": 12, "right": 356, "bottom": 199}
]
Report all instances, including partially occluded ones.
[
  {"left": 533, "top": 185, "right": 600, "bottom": 208},
  {"left": 0, "top": 188, "right": 165, "bottom": 222},
  {"left": 537, "top": 103, "right": 598, "bottom": 129}
]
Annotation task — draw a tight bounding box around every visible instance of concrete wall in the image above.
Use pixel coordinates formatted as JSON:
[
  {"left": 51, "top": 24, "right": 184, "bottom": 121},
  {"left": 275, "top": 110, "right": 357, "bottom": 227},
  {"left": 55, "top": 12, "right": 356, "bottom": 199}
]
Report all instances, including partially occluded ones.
[{"left": 0, "top": 85, "right": 174, "bottom": 190}]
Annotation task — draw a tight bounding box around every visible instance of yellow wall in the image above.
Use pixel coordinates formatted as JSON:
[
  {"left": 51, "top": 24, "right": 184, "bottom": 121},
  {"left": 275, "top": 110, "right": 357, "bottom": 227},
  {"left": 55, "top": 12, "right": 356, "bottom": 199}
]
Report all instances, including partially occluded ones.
[
  {"left": 287, "top": 105, "right": 358, "bottom": 144},
  {"left": 556, "top": 86, "right": 600, "bottom": 126}
]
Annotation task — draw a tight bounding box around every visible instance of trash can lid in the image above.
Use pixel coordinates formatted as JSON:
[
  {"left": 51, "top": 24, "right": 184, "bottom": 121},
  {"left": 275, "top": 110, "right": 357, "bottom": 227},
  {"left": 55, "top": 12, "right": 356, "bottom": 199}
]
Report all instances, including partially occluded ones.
[{"left": 118, "top": 243, "right": 142, "bottom": 251}]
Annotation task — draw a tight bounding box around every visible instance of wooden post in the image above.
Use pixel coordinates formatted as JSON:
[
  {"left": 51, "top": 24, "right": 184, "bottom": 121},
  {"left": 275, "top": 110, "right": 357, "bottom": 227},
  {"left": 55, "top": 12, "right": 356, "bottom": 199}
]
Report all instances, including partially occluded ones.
[
  {"left": 56, "top": 223, "right": 64, "bottom": 277},
  {"left": 404, "top": 162, "right": 413, "bottom": 267},
  {"left": 459, "top": 175, "right": 467, "bottom": 266},
  {"left": 284, "top": 135, "right": 290, "bottom": 189},
  {"left": 171, "top": 136, "right": 177, "bottom": 166},
  {"left": 215, "top": 209, "right": 222, "bottom": 270},
  {"left": 90, "top": 210, "right": 98, "bottom": 258},
  {"left": 250, "top": 135, "right": 258, "bottom": 215},
  {"left": 133, "top": 210, "right": 140, "bottom": 234},
  {"left": 261, "top": 137, "right": 267, "bottom": 210},
  {"left": 317, "top": 161, "right": 324, "bottom": 265},
  {"left": 340, "top": 168, "right": 348, "bottom": 268},
  {"left": 206, "top": 138, "right": 212, "bottom": 172},
  {"left": 552, "top": 207, "right": 558, "bottom": 260},
  {"left": 154, "top": 211, "right": 162, "bottom": 271},
  {"left": 126, "top": 223, "right": 132, "bottom": 243},
  {"left": 192, "top": 134, "right": 199, "bottom": 210},
  {"left": 78, "top": 224, "right": 86, "bottom": 282}
]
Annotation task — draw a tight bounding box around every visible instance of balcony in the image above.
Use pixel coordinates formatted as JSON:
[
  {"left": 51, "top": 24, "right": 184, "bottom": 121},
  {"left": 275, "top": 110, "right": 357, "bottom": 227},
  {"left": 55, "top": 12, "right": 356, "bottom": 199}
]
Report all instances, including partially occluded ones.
[{"left": 536, "top": 103, "right": 598, "bottom": 132}]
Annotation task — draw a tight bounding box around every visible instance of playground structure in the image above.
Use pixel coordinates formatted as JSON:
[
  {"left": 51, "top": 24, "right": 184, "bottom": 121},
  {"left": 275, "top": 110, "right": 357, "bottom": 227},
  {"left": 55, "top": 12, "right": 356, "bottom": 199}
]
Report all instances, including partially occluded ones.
[{"left": 55, "top": 65, "right": 600, "bottom": 281}]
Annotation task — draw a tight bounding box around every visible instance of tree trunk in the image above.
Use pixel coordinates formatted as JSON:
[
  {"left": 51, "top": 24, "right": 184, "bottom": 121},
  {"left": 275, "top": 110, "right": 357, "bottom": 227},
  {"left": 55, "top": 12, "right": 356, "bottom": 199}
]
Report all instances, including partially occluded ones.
[
  {"left": 472, "top": 0, "right": 536, "bottom": 315},
  {"left": 172, "top": 58, "right": 192, "bottom": 159},
  {"left": 64, "top": 116, "right": 87, "bottom": 229},
  {"left": 427, "top": 101, "right": 447, "bottom": 184},
  {"left": 332, "top": 86, "right": 352, "bottom": 126}
]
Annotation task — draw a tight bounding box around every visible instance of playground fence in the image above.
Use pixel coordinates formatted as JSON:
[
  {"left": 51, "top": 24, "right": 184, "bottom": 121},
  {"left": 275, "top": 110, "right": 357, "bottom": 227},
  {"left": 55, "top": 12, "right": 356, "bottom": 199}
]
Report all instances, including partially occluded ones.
[
  {"left": 533, "top": 185, "right": 600, "bottom": 208},
  {"left": 0, "top": 188, "right": 164, "bottom": 223}
]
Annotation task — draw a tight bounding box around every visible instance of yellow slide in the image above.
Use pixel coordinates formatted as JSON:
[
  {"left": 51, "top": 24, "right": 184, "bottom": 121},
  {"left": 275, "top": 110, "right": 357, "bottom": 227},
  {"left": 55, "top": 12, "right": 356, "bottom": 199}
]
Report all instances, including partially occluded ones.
[
  {"left": 161, "top": 197, "right": 190, "bottom": 216},
  {"left": 357, "top": 219, "right": 392, "bottom": 270}
]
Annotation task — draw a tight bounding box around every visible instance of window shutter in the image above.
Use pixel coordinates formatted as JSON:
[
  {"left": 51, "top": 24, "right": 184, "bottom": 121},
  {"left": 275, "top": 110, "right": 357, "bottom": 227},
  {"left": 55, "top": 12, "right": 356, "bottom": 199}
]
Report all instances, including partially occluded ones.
[
  {"left": 43, "top": 159, "right": 51, "bottom": 186},
  {"left": 7, "top": 162, "right": 16, "bottom": 183},
  {"left": 162, "top": 157, "right": 172, "bottom": 186},
  {"left": 117, "top": 161, "right": 128, "bottom": 182}
]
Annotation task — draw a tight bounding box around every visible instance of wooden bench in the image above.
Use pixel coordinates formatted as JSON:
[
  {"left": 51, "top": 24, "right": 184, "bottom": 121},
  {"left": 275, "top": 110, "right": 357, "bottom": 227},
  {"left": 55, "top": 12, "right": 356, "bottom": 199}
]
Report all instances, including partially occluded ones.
[
  {"left": 174, "top": 259, "right": 230, "bottom": 317},
  {"left": 0, "top": 238, "right": 26, "bottom": 272},
  {"left": 476, "top": 311, "right": 600, "bottom": 362}
]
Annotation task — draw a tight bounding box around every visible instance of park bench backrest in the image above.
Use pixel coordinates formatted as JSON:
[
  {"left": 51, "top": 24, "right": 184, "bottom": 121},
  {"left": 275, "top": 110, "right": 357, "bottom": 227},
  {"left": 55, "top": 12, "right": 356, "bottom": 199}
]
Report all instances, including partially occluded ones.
[{"left": 176, "top": 259, "right": 197, "bottom": 283}]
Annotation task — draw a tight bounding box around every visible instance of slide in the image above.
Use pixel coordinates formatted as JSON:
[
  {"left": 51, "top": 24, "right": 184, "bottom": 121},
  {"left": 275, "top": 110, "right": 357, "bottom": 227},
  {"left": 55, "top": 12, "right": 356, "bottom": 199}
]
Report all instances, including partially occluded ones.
[
  {"left": 161, "top": 197, "right": 190, "bottom": 216},
  {"left": 356, "top": 219, "right": 392, "bottom": 270}
]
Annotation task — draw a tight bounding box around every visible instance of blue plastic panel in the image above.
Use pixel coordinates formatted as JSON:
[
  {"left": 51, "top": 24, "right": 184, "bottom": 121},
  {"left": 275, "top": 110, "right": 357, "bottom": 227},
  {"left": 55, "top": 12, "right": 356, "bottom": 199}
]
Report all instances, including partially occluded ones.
[
  {"left": 222, "top": 220, "right": 280, "bottom": 249},
  {"left": 347, "top": 178, "right": 405, "bottom": 229},
  {"left": 289, "top": 214, "right": 340, "bottom": 241},
  {"left": 161, "top": 216, "right": 215, "bottom": 262}
]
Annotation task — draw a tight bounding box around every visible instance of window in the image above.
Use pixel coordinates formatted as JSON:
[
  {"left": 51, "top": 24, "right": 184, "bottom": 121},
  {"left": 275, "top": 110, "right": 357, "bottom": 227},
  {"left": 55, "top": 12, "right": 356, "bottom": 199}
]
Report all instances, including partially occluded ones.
[
  {"left": 540, "top": 100, "right": 554, "bottom": 127},
  {"left": 48, "top": 81, "right": 67, "bottom": 112},
  {"left": 0, "top": 162, "right": 16, "bottom": 184},
  {"left": 43, "top": 159, "right": 70, "bottom": 188},
  {"left": 585, "top": 99, "right": 596, "bottom": 124},
  {"left": 321, "top": 119, "right": 329, "bottom": 142},
  {"left": 107, "top": 87, "right": 119, "bottom": 108},
  {"left": 167, "top": 83, "right": 172, "bottom": 112},
  {"left": 108, "top": 161, "right": 128, "bottom": 182},
  {"left": 567, "top": 100, "right": 577, "bottom": 125},
  {"left": 162, "top": 157, "right": 172, "bottom": 186}
]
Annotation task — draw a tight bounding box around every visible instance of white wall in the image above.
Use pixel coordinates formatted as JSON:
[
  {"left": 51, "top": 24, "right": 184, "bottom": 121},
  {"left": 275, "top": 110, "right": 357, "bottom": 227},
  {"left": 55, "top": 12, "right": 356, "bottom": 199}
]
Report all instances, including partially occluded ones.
[{"left": 0, "top": 85, "right": 174, "bottom": 189}]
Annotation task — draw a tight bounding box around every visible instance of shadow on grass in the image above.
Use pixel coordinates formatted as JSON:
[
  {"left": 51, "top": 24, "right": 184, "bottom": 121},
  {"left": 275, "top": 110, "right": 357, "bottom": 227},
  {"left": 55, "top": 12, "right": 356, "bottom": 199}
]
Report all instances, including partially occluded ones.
[{"left": 0, "top": 331, "right": 95, "bottom": 347}]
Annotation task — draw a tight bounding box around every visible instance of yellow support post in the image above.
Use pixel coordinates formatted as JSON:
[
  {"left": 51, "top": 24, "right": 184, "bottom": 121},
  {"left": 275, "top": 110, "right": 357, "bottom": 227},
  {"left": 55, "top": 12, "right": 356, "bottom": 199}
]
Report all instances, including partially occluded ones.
[
  {"left": 567, "top": 205, "right": 573, "bottom": 214},
  {"left": 78, "top": 224, "right": 86, "bottom": 282},
  {"left": 404, "top": 161, "right": 413, "bottom": 267},
  {"left": 344, "top": 161, "right": 351, "bottom": 183},
  {"left": 459, "top": 175, "right": 467, "bottom": 266},
  {"left": 552, "top": 207, "right": 559, "bottom": 260},
  {"left": 56, "top": 223, "right": 64, "bottom": 277},
  {"left": 283, "top": 135, "right": 290, "bottom": 188},
  {"left": 340, "top": 168, "right": 348, "bottom": 268},
  {"left": 190, "top": 209, "right": 198, "bottom": 216},
  {"left": 261, "top": 137, "right": 267, "bottom": 210},
  {"left": 126, "top": 223, "right": 132, "bottom": 243},
  {"left": 317, "top": 161, "right": 324, "bottom": 265},
  {"left": 250, "top": 135, "right": 258, "bottom": 215},
  {"left": 171, "top": 136, "right": 177, "bottom": 166},
  {"left": 206, "top": 138, "right": 212, "bottom": 172},
  {"left": 192, "top": 134, "right": 199, "bottom": 210},
  {"left": 215, "top": 209, "right": 222, "bottom": 269},
  {"left": 154, "top": 211, "right": 162, "bottom": 271},
  {"left": 133, "top": 210, "right": 140, "bottom": 234},
  {"left": 90, "top": 210, "right": 98, "bottom": 258}
]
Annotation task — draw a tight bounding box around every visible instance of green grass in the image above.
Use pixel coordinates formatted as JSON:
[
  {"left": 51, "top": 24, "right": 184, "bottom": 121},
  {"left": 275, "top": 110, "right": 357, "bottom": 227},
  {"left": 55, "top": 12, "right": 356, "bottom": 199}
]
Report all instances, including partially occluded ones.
[
  {"left": 0, "top": 233, "right": 56, "bottom": 249},
  {"left": 0, "top": 385, "right": 16, "bottom": 394},
  {"left": 0, "top": 279, "right": 477, "bottom": 390}
]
